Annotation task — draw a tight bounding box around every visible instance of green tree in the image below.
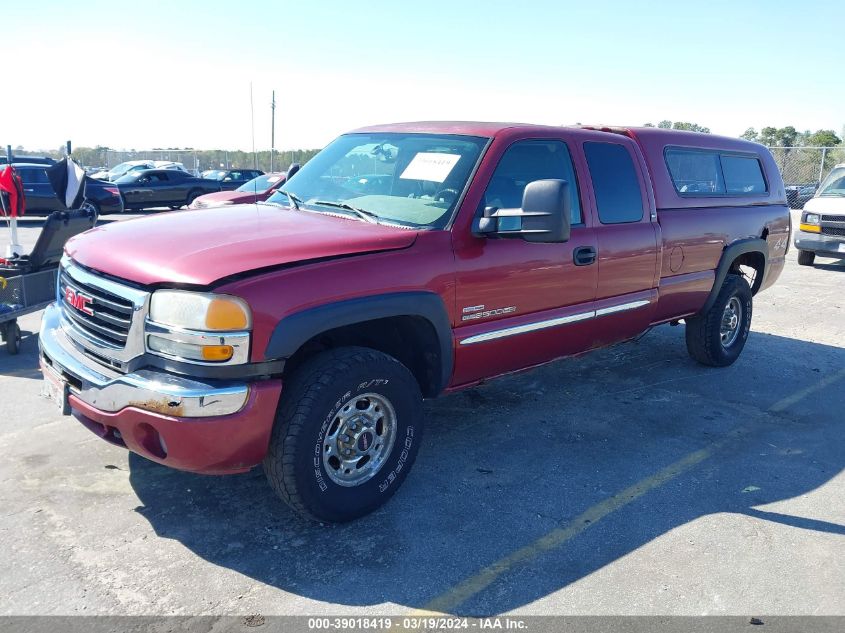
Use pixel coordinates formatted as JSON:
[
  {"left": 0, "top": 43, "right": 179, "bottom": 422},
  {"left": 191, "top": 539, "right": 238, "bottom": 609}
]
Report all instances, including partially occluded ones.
[
  {"left": 671, "top": 122, "right": 710, "bottom": 133},
  {"left": 740, "top": 128, "right": 758, "bottom": 141},
  {"left": 805, "top": 130, "right": 841, "bottom": 147},
  {"left": 645, "top": 120, "right": 710, "bottom": 133}
]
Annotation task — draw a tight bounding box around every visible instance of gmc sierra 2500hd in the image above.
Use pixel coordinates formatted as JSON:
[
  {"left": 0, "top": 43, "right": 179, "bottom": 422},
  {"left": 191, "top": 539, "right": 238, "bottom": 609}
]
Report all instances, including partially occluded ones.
[{"left": 40, "top": 122, "right": 790, "bottom": 522}]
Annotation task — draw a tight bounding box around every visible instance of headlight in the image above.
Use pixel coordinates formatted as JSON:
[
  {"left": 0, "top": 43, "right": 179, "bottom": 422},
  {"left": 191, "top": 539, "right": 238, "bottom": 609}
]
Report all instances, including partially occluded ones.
[
  {"left": 146, "top": 291, "right": 252, "bottom": 364},
  {"left": 150, "top": 290, "right": 251, "bottom": 331},
  {"left": 800, "top": 213, "right": 821, "bottom": 233}
]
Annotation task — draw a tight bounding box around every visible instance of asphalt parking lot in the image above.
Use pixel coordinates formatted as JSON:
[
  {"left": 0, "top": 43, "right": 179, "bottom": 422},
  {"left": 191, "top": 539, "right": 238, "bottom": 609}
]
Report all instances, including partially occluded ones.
[{"left": 0, "top": 210, "right": 843, "bottom": 618}]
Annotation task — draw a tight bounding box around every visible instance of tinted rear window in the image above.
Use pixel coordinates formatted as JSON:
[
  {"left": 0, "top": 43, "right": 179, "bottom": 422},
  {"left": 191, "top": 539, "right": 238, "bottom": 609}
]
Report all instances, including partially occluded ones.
[
  {"left": 584, "top": 142, "right": 644, "bottom": 224},
  {"left": 665, "top": 148, "right": 767, "bottom": 196},
  {"left": 665, "top": 149, "right": 724, "bottom": 194},
  {"left": 18, "top": 168, "right": 49, "bottom": 184},
  {"left": 721, "top": 155, "right": 767, "bottom": 194}
]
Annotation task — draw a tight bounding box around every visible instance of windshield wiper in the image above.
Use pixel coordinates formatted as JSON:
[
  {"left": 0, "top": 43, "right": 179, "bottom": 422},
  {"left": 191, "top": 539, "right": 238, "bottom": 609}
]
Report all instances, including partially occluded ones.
[
  {"left": 280, "top": 189, "right": 302, "bottom": 209},
  {"left": 310, "top": 200, "right": 380, "bottom": 224}
]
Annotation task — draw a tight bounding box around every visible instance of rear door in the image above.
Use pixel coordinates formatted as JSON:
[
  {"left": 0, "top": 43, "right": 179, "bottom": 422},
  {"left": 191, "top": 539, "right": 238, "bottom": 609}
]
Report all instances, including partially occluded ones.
[{"left": 581, "top": 139, "right": 659, "bottom": 344}]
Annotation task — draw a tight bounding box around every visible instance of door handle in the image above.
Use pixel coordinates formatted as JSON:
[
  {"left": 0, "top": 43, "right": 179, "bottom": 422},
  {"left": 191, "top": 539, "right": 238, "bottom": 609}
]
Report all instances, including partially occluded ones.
[
  {"left": 573, "top": 246, "right": 597, "bottom": 266},
  {"left": 24, "top": 188, "right": 34, "bottom": 192}
]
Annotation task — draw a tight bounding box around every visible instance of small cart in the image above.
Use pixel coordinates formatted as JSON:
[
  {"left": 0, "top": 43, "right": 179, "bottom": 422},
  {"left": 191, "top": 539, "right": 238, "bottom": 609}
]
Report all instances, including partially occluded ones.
[
  {"left": 0, "top": 268, "right": 58, "bottom": 354},
  {"left": 0, "top": 208, "right": 97, "bottom": 355}
]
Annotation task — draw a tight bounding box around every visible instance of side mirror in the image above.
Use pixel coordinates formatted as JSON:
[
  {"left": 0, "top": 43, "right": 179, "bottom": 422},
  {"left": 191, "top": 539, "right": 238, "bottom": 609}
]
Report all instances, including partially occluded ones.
[
  {"left": 474, "top": 179, "right": 571, "bottom": 243},
  {"left": 287, "top": 163, "right": 301, "bottom": 179}
]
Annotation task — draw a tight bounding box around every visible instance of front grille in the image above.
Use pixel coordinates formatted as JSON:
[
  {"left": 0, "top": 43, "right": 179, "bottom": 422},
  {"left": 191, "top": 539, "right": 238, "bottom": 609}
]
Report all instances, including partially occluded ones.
[
  {"left": 821, "top": 215, "right": 845, "bottom": 222},
  {"left": 59, "top": 269, "right": 134, "bottom": 348},
  {"left": 821, "top": 226, "right": 845, "bottom": 237}
]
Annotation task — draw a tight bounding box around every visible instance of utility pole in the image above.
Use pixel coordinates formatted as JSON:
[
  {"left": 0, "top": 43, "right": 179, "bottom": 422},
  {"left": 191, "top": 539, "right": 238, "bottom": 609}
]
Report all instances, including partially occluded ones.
[{"left": 270, "top": 90, "right": 276, "bottom": 173}]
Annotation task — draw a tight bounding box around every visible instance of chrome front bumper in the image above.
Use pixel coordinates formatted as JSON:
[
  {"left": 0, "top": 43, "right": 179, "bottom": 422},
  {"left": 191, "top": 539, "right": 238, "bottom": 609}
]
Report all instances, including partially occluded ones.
[{"left": 39, "top": 302, "right": 250, "bottom": 418}]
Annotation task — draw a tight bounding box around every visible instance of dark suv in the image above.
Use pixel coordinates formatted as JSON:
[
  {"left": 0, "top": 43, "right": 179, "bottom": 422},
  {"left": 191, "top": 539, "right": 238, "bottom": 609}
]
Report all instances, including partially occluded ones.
[{"left": 14, "top": 163, "right": 122, "bottom": 215}]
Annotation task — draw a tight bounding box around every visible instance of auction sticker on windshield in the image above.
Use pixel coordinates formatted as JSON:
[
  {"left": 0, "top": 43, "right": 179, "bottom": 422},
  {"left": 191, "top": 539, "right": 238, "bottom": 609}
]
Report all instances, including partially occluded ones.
[{"left": 400, "top": 153, "right": 461, "bottom": 183}]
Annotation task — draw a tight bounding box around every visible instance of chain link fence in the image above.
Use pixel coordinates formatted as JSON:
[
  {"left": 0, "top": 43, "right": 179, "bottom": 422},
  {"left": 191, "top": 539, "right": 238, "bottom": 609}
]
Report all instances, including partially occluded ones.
[{"left": 767, "top": 146, "right": 845, "bottom": 208}]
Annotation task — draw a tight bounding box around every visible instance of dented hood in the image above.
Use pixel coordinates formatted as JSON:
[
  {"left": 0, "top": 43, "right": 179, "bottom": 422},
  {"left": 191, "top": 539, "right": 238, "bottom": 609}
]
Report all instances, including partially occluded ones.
[{"left": 65, "top": 203, "right": 417, "bottom": 286}]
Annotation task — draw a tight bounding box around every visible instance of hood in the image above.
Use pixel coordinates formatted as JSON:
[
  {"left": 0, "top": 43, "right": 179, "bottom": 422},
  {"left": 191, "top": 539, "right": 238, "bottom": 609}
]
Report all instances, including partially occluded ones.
[
  {"left": 65, "top": 203, "right": 417, "bottom": 286},
  {"left": 804, "top": 196, "right": 845, "bottom": 213}
]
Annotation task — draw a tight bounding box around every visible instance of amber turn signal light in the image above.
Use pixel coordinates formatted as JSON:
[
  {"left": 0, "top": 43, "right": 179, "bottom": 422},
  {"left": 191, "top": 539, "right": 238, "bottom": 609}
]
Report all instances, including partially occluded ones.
[{"left": 201, "top": 345, "right": 235, "bottom": 361}]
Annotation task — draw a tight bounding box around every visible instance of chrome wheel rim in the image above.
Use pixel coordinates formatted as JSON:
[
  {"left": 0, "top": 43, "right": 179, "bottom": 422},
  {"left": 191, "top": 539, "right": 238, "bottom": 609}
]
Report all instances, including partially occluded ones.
[
  {"left": 720, "top": 297, "right": 742, "bottom": 348},
  {"left": 322, "top": 393, "right": 397, "bottom": 487}
]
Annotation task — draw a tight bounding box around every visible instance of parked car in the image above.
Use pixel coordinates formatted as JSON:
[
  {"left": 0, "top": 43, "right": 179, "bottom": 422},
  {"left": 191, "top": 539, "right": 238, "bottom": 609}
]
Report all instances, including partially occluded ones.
[
  {"left": 13, "top": 163, "right": 122, "bottom": 215},
  {"left": 0, "top": 155, "right": 56, "bottom": 166},
  {"left": 203, "top": 169, "right": 265, "bottom": 191},
  {"left": 115, "top": 169, "right": 221, "bottom": 210},
  {"left": 40, "top": 123, "right": 788, "bottom": 523},
  {"left": 91, "top": 160, "right": 187, "bottom": 181},
  {"left": 785, "top": 183, "right": 817, "bottom": 209},
  {"left": 794, "top": 163, "right": 845, "bottom": 265},
  {"left": 189, "top": 172, "right": 287, "bottom": 209}
]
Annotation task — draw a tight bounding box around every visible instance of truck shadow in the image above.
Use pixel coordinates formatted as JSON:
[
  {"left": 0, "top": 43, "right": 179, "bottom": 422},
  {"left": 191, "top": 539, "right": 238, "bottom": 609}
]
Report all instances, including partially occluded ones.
[{"left": 127, "top": 327, "right": 845, "bottom": 615}]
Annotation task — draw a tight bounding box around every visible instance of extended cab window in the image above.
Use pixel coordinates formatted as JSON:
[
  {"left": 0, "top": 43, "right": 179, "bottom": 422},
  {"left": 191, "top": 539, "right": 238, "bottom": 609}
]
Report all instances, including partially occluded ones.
[
  {"left": 483, "top": 140, "right": 582, "bottom": 225},
  {"left": 584, "top": 142, "right": 644, "bottom": 224}
]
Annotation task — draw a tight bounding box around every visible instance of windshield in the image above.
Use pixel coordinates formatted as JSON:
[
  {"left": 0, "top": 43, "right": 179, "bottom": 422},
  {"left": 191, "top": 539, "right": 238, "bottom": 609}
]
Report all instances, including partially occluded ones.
[
  {"left": 264, "top": 132, "right": 488, "bottom": 228},
  {"left": 818, "top": 167, "right": 845, "bottom": 197},
  {"left": 236, "top": 173, "right": 282, "bottom": 192},
  {"left": 107, "top": 162, "right": 136, "bottom": 178}
]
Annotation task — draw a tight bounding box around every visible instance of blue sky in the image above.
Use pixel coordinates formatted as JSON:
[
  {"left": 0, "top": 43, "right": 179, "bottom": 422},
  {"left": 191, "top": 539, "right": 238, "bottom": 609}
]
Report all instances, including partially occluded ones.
[{"left": 4, "top": 0, "right": 842, "bottom": 151}]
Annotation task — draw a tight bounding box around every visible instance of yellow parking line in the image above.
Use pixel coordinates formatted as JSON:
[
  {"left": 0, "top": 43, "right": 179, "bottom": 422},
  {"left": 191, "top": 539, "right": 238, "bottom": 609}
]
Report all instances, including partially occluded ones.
[
  {"left": 768, "top": 367, "right": 845, "bottom": 412},
  {"left": 413, "top": 369, "right": 845, "bottom": 615}
]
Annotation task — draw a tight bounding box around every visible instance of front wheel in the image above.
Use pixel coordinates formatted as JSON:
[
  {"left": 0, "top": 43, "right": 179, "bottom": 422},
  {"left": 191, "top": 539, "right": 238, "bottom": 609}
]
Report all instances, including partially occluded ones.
[
  {"left": 797, "top": 250, "right": 815, "bottom": 266},
  {"left": 685, "top": 274, "right": 752, "bottom": 367},
  {"left": 264, "top": 347, "right": 423, "bottom": 523},
  {"left": 185, "top": 190, "right": 203, "bottom": 208}
]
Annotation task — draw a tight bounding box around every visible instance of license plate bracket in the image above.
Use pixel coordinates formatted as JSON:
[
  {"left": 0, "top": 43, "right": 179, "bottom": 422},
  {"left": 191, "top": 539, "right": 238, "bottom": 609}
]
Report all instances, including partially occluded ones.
[{"left": 42, "top": 365, "right": 71, "bottom": 416}]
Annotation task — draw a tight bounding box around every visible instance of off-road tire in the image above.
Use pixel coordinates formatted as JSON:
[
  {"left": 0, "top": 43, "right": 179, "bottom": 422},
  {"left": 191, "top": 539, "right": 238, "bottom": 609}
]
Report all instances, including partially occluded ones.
[
  {"left": 264, "top": 347, "right": 423, "bottom": 523},
  {"left": 685, "top": 274, "right": 752, "bottom": 367},
  {"left": 797, "top": 250, "right": 815, "bottom": 266}
]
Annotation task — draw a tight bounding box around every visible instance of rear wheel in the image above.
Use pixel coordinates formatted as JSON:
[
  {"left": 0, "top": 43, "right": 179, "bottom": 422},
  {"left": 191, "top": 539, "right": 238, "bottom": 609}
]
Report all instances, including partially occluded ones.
[
  {"left": 5, "top": 322, "right": 21, "bottom": 355},
  {"left": 685, "top": 274, "right": 752, "bottom": 367},
  {"left": 797, "top": 250, "right": 815, "bottom": 266},
  {"left": 264, "top": 347, "right": 423, "bottom": 523}
]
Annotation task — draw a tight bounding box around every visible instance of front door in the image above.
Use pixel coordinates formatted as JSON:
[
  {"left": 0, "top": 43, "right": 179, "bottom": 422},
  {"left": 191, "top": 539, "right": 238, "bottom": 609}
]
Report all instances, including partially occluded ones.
[{"left": 452, "top": 138, "right": 599, "bottom": 386}]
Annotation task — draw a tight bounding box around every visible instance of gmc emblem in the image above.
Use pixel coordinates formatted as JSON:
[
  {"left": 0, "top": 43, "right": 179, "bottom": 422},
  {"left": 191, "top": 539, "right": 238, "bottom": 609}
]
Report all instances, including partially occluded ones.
[{"left": 65, "top": 287, "right": 94, "bottom": 316}]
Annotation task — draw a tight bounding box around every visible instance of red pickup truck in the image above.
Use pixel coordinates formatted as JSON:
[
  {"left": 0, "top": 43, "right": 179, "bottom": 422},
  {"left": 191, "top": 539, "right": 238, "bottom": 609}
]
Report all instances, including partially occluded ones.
[{"left": 39, "top": 122, "right": 789, "bottom": 522}]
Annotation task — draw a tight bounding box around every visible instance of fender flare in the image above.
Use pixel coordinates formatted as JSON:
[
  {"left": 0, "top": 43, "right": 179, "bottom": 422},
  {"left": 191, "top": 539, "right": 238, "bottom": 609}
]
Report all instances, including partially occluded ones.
[
  {"left": 700, "top": 238, "right": 769, "bottom": 315},
  {"left": 264, "top": 291, "right": 453, "bottom": 393}
]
